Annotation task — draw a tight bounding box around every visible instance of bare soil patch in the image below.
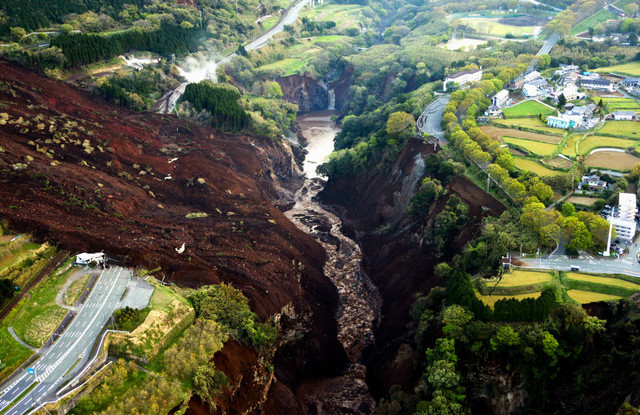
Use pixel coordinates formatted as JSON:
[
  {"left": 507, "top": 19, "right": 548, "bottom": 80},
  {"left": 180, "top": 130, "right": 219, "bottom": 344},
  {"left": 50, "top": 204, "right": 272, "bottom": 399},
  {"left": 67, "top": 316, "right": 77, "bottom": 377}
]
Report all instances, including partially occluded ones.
[
  {"left": 544, "top": 156, "right": 573, "bottom": 169},
  {"left": 584, "top": 151, "right": 640, "bottom": 171}
]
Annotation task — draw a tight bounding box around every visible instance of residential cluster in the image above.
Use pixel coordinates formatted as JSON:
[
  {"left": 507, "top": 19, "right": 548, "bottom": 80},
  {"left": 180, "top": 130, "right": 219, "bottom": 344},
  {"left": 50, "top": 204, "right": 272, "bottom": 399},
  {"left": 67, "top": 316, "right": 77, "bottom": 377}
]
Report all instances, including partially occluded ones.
[{"left": 482, "top": 65, "right": 638, "bottom": 129}]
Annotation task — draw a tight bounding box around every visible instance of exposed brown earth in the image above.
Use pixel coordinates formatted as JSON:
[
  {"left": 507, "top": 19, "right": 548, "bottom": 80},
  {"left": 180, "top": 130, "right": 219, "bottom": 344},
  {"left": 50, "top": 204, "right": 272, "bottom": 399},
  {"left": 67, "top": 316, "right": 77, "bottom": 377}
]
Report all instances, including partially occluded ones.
[
  {"left": 320, "top": 138, "right": 506, "bottom": 398},
  {"left": 0, "top": 59, "right": 349, "bottom": 413}
]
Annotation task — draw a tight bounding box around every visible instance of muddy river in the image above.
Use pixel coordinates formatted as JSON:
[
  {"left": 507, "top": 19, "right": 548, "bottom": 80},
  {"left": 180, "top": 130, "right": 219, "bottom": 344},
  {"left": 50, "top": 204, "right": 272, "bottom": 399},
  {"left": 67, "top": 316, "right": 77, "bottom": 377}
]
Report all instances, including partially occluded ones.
[{"left": 285, "top": 110, "right": 381, "bottom": 413}]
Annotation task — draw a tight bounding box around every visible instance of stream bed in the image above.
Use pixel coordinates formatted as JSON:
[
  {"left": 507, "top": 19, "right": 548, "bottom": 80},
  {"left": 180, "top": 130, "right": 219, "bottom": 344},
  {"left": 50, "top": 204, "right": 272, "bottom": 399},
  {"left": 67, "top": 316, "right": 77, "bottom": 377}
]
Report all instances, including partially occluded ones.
[{"left": 285, "top": 110, "right": 382, "bottom": 413}]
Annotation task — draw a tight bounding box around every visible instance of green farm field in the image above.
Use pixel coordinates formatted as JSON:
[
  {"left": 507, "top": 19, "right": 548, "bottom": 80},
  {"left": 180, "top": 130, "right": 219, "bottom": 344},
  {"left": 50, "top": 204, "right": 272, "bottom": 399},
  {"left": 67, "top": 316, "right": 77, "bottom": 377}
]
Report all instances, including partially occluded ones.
[
  {"left": 604, "top": 98, "right": 640, "bottom": 111},
  {"left": 578, "top": 135, "right": 638, "bottom": 155},
  {"left": 494, "top": 117, "right": 563, "bottom": 134},
  {"left": 503, "top": 136, "right": 558, "bottom": 156},
  {"left": 571, "top": 9, "right": 617, "bottom": 35},
  {"left": 596, "top": 61, "right": 640, "bottom": 77},
  {"left": 502, "top": 100, "right": 557, "bottom": 118},
  {"left": 514, "top": 157, "right": 559, "bottom": 176},
  {"left": 567, "top": 290, "right": 622, "bottom": 304},
  {"left": 599, "top": 121, "right": 640, "bottom": 138}
]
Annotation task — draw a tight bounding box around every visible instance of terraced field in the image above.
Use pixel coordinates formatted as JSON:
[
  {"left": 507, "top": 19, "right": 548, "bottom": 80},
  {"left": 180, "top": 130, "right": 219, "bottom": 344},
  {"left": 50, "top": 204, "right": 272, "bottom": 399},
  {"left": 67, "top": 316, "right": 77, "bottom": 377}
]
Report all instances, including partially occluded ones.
[
  {"left": 496, "top": 270, "right": 552, "bottom": 286},
  {"left": 567, "top": 290, "right": 622, "bottom": 304},
  {"left": 545, "top": 156, "right": 573, "bottom": 169},
  {"left": 514, "top": 157, "right": 559, "bottom": 176},
  {"left": 481, "top": 125, "right": 562, "bottom": 143},
  {"left": 567, "top": 273, "right": 640, "bottom": 290},
  {"left": 476, "top": 292, "right": 542, "bottom": 308},
  {"left": 599, "top": 121, "right": 640, "bottom": 138},
  {"left": 604, "top": 98, "right": 640, "bottom": 112},
  {"left": 584, "top": 151, "right": 640, "bottom": 171},
  {"left": 494, "top": 118, "right": 563, "bottom": 134},
  {"left": 477, "top": 269, "right": 639, "bottom": 309},
  {"left": 577, "top": 135, "right": 637, "bottom": 154},
  {"left": 503, "top": 136, "right": 558, "bottom": 156}
]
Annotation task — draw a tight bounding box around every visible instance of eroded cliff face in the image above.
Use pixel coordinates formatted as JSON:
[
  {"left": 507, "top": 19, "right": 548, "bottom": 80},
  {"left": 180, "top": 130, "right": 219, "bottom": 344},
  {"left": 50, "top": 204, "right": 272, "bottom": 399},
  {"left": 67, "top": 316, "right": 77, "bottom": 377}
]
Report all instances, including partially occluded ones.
[
  {"left": 0, "top": 59, "right": 348, "bottom": 413},
  {"left": 276, "top": 75, "right": 329, "bottom": 113},
  {"left": 320, "top": 137, "right": 506, "bottom": 399}
]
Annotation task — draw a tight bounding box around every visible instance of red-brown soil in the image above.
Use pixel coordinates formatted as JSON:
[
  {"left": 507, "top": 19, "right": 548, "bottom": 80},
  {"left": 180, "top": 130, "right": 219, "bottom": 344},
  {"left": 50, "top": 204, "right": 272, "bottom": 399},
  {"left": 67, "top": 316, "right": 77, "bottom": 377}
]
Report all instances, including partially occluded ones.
[
  {"left": 0, "top": 59, "right": 348, "bottom": 413},
  {"left": 320, "top": 138, "right": 506, "bottom": 398}
]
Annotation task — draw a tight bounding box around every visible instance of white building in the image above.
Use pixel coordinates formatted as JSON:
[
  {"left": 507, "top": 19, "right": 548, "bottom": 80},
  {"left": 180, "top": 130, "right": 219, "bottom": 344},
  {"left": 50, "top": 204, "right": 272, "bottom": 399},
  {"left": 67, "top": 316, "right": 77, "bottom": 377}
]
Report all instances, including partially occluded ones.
[
  {"left": 556, "top": 84, "right": 585, "bottom": 101},
  {"left": 75, "top": 252, "right": 106, "bottom": 266},
  {"left": 523, "top": 83, "right": 541, "bottom": 97},
  {"left": 612, "top": 110, "right": 636, "bottom": 120},
  {"left": 524, "top": 70, "right": 541, "bottom": 82},
  {"left": 492, "top": 89, "right": 509, "bottom": 107},
  {"left": 547, "top": 115, "right": 574, "bottom": 129},
  {"left": 580, "top": 78, "right": 615, "bottom": 92},
  {"left": 443, "top": 68, "right": 483, "bottom": 91},
  {"left": 609, "top": 193, "right": 638, "bottom": 241}
]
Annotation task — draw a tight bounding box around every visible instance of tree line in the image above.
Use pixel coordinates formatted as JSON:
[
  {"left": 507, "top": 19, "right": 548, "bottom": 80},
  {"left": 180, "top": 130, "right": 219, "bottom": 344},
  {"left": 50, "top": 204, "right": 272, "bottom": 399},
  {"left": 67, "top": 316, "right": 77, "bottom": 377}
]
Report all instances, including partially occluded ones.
[
  {"left": 0, "top": 0, "right": 146, "bottom": 36},
  {"left": 51, "top": 25, "right": 205, "bottom": 67},
  {"left": 182, "top": 82, "right": 251, "bottom": 133}
]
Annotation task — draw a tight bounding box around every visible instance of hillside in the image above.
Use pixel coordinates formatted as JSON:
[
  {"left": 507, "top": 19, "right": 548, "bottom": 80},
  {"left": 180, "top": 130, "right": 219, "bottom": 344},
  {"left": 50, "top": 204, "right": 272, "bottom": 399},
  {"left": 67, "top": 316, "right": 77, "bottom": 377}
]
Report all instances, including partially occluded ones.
[{"left": 0, "top": 58, "right": 348, "bottom": 413}]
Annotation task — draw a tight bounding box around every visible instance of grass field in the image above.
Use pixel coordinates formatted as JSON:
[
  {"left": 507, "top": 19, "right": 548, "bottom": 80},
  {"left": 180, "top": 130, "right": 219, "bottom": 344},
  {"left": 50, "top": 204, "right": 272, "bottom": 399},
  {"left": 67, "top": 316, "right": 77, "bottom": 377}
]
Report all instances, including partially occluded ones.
[
  {"left": 599, "top": 121, "right": 640, "bottom": 138},
  {"left": 456, "top": 17, "right": 536, "bottom": 37},
  {"left": 596, "top": 61, "right": 640, "bottom": 77},
  {"left": 476, "top": 292, "right": 542, "bottom": 308},
  {"left": 503, "top": 100, "right": 557, "bottom": 118},
  {"left": 477, "top": 269, "right": 638, "bottom": 309},
  {"left": 604, "top": 98, "right": 640, "bottom": 112},
  {"left": 578, "top": 135, "right": 638, "bottom": 155},
  {"left": 11, "top": 266, "right": 75, "bottom": 347},
  {"left": 0, "top": 307, "right": 32, "bottom": 383},
  {"left": 496, "top": 270, "right": 552, "bottom": 287},
  {"left": 567, "top": 290, "right": 622, "bottom": 304},
  {"left": 0, "top": 258, "right": 74, "bottom": 382},
  {"left": 310, "top": 35, "right": 347, "bottom": 43},
  {"left": 514, "top": 157, "right": 559, "bottom": 176},
  {"left": 302, "top": 4, "right": 362, "bottom": 30},
  {"left": 259, "top": 58, "right": 307, "bottom": 76},
  {"left": 567, "top": 273, "right": 640, "bottom": 290},
  {"left": 584, "top": 151, "right": 640, "bottom": 171},
  {"left": 503, "top": 136, "right": 558, "bottom": 156},
  {"left": 481, "top": 125, "right": 562, "bottom": 144},
  {"left": 565, "top": 196, "right": 600, "bottom": 206},
  {"left": 571, "top": 9, "right": 617, "bottom": 35},
  {"left": 494, "top": 117, "right": 563, "bottom": 134}
]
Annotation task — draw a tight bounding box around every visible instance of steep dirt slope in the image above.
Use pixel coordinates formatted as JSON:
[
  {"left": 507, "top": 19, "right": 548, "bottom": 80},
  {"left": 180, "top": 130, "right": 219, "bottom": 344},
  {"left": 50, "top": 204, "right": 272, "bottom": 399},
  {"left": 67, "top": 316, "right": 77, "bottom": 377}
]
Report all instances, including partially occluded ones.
[
  {"left": 0, "top": 59, "right": 348, "bottom": 413},
  {"left": 321, "top": 138, "right": 506, "bottom": 397}
]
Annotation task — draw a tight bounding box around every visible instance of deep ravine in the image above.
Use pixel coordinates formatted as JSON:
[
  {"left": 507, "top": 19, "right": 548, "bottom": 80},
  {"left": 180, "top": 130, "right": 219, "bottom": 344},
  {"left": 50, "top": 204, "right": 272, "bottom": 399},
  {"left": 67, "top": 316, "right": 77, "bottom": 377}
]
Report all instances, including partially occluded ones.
[{"left": 285, "top": 111, "right": 382, "bottom": 413}]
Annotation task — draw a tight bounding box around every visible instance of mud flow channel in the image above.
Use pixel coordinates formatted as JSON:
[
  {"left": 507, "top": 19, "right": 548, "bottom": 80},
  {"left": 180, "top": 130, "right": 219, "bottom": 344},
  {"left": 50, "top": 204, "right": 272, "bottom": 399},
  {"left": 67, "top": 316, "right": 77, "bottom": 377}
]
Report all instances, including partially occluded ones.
[{"left": 286, "top": 110, "right": 382, "bottom": 413}]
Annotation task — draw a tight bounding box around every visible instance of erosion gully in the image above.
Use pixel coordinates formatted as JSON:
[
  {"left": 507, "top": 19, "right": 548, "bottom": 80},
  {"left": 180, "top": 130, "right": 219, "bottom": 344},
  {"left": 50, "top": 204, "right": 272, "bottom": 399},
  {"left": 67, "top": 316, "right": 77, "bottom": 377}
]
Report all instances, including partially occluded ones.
[{"left": 285, "top": 110, "right": 382, "bottom": 413}]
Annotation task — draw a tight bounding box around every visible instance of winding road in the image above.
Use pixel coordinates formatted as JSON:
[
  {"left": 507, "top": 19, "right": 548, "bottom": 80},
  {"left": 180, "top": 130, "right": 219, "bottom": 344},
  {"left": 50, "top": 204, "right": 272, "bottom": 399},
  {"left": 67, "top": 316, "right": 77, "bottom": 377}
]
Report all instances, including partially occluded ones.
[
  {"left": 0, "top": 267, "right": 131, "bottom": 415},
  {"left": 155, "top": 0, "right": 310, "bottom": 114}
]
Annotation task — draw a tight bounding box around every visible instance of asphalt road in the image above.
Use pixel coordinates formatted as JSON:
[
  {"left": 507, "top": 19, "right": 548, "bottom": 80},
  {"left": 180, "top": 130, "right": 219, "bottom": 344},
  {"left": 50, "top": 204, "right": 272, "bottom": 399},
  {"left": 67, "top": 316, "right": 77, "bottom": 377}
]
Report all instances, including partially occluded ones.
[
  {"left": 521, "top": 251, "right": 640, "bottom": 278},
  {"left": 537, "top": 32, "right": 560, "bottom": 56},
  {"left": 0, "top": 266, "right": 130, "bottom": 415},
  {"left": 156, "top": 0, "right": 309, "bottom": 114},
  {"left": 417, "top": 95, "right": 450, "bottom": 142}
]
